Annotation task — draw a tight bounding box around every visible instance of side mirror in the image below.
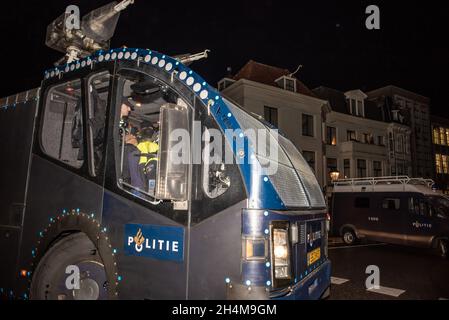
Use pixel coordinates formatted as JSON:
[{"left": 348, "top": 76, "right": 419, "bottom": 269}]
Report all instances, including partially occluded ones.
[{"left": 156, "top": 103, "right": 191, "bottom": 201}]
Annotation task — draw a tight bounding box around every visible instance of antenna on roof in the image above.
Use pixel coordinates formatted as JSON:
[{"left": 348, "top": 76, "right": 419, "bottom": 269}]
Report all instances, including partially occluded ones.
[
  {"left": 288, "top": 64, "right": 303, "bottom": 78},
  {"left": 46, "top": 0, "right": 135, "bottom": 65}
]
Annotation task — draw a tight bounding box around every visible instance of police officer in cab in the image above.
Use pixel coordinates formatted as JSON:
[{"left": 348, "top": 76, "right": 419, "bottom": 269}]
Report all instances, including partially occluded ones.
[{"left": 137, "top": 122, "right": 159, "bottom": 194}]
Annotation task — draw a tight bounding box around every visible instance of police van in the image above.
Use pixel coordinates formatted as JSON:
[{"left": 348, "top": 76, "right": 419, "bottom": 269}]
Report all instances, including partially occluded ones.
[
  {"left": 0, "top": 1, "right": 330, "bottom": 300},
  {"left": 330, "top": 176, "right": 449, "bottom": 258}
]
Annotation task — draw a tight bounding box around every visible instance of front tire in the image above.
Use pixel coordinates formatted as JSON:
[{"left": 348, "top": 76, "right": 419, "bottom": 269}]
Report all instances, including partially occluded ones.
[
  {"left": 30, "top": 233, "right": 110, "bottom": 300},
  {"left": 342, "top": 229, "right": 357, "bottom": 245}
]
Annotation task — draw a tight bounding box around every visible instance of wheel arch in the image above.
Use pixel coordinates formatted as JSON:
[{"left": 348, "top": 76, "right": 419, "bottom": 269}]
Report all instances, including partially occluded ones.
[
  {"left": 29, "top": 210, "right": 119, "bottom": 299},
  {"left": 431, "top": 235, "right": 449, "bottom": 249},
  {"left": 339, "top": 224, "right": 359, "bottom": 238}
]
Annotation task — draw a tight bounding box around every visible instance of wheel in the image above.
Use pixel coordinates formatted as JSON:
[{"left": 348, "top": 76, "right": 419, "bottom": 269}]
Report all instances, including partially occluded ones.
[
  {"left": 437, "top": 238, "right": 448, "bottom": 259},
  {"left": 30, "top": 233, "right": 110, "bottom": 300},
  {"left": 342, "top": 229, "right": 357, "bottom": 245}
]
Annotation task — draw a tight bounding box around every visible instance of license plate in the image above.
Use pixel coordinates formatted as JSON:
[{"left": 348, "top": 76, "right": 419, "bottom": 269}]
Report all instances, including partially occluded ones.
[{"left": 307, "top": 248, "right": 321, "bottom": 266}]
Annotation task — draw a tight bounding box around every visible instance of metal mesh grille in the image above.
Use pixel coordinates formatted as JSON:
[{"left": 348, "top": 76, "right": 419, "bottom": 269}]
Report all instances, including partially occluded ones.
[
  {"left": 299, "top": 223, "right": 306, "bottom": 245},
  {"left": 224, "top": 98, "right": 325, "bottom": 209},
  {"left": 278, "top": 136, "right": 326, "bottom": 208},
  {"left": 278, "top": 135, "right": 314, "bottom": 176},
  {"left": 263, "top": 159, "right": 309, "bottom": 208},
  {"left": 299, "top": 171, "right": 326, "bottom": 208}
]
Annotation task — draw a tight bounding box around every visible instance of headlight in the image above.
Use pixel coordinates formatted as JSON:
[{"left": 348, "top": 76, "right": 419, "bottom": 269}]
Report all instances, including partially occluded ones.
[{"left": 273, "top": 228, "right": 291, "bottom": 280}]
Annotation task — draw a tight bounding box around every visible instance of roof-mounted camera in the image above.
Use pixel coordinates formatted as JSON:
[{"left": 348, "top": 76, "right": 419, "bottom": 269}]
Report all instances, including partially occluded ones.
[{"left": 46, "top": 0, "right": 135, "bottom": 65}]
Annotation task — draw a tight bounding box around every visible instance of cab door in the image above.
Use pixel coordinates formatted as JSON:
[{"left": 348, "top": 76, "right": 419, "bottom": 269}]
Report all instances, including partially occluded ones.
[
  {"left": 405, "top": 196, "right": 434, "bottom": 247},
  {"left": 100, "top": 66, "right": 194, "bottom": 299}
]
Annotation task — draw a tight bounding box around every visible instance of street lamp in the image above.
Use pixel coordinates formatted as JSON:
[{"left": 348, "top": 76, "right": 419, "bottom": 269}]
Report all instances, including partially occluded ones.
[{"left": 330, "top": 170, "right": 340, "bottom": 183}]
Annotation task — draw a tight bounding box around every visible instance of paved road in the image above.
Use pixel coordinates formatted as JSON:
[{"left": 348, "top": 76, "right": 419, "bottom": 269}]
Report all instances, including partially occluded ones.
[{"left": 328, "top": 240, "right": 449, "bottom": 300}]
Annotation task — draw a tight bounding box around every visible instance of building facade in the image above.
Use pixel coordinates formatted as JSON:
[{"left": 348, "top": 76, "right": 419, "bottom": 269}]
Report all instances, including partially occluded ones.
[
  {"left": 367, "top": 85, "right": 433, "bottom": 178},
  {"left": 314, "top": 87, "right": 412, "bottom": 186},
  {"left": 431, "top": 115, "right": 449, "bottom": 194}
]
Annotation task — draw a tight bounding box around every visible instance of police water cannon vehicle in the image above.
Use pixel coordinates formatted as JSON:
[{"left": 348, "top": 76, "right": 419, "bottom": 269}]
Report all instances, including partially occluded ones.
[
  {"left": 330, "top": 176, "right": 449, "bottom": 257},
  {"left": 0, "top": 1, "right": 331, "bottom": 300}
]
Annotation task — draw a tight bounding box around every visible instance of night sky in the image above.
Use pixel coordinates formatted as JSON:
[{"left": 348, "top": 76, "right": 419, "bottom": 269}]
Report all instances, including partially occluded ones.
[{"left": 1, "top": 0, "right": 448, "bottom": 117}]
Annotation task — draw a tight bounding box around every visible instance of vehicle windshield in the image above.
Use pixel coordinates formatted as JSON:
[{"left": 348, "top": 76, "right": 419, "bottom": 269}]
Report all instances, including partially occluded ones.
[
  {"left": 429, "top": 196, "right": 449, "bottom": 219},
  {"left": 223, "top": 98, "right": 325, "bottom": 209}
]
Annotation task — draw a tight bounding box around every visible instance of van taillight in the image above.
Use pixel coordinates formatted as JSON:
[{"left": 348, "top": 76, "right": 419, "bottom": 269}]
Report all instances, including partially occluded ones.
[{"left": 326, "top": 213, "right": 331, "bottom": 221}]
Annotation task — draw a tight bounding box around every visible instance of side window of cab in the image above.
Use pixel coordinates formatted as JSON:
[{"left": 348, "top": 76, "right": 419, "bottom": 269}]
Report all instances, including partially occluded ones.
[
  {"left": 86, "top": 71, "right": 111, "bottom": 177},
  {"left": 114, "top": 69, "right": 192, "bottom": 205},
  {"left": 41, "top": 79, "right": 85, "bottom": 169}
]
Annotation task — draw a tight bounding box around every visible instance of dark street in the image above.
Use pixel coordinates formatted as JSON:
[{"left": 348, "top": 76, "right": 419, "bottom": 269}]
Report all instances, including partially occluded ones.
[{"left": 329, "top": 240, "right": 449, "bottom": 300}]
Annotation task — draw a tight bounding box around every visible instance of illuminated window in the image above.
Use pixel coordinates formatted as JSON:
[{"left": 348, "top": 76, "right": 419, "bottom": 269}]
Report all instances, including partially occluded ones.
[
  {"left": 446, "top": 129, "right": 449, "bottom": 146},
  {"left": 434, "top": 128, "right": 440, "bottom": 145},
  {"left": 326, "top": 126, "right": 337, "bottom": 146},
  {"left": 443, "top": 155, "right": 449, "bottom": 174},
  {"left": 440, "top": 128, "right": 447, "bottom": 146},
  {"left": 436, "top": 154, "right": 443, "bottom": 174}
]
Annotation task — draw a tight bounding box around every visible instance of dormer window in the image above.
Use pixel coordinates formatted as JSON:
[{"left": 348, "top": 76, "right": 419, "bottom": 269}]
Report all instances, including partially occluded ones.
[
  {"left": 345, "top": 90, "right": 367, "bottom": 118},
  {"left": 347, "top": 99, "right": 365, "bottom": 117},
  {"left": 275, "top": 76, "right": 296, "bottom": 92},
  {"left": 217, "top": 78, "right": 236, "bottom": 91}
]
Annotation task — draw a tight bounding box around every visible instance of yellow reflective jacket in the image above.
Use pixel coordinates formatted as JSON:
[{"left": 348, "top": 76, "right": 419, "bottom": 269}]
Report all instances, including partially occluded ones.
[{"left": 137, "top": 141, "right": 159, "bottom": 165}]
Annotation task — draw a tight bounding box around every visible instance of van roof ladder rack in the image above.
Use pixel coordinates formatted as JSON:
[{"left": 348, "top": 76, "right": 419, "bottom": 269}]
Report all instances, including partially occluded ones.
[{"left": 332, "top": 176, "right": 437, "bottom": 194}]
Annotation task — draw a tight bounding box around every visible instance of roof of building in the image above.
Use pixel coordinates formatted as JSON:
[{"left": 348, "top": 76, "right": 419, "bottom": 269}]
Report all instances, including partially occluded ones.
[
  {"left": 366, "top": 85, "right": 430, "bottom": 105},
  {"left": 232, "top": 60, "right": 317, "bottom": 98},
  {"left": 313, "top": 86, "right": 384, "bottom": 122},
  {"left": 431, "top": 114, "right": 449, "bottom": 127}
]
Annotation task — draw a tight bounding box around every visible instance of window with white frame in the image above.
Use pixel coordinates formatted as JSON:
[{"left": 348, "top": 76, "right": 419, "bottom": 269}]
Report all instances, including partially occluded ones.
[
  {"left": 275, "top": 76, "right": 296, "bottom": 92},
  {"left": 348, "top": 98, "right": 365, "bottom": 117}
]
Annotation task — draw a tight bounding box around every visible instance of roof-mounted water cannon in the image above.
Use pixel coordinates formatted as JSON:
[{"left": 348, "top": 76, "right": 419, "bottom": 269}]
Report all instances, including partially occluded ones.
[{"left": 46, "top": 0, "right": 135, "bottom": 65}]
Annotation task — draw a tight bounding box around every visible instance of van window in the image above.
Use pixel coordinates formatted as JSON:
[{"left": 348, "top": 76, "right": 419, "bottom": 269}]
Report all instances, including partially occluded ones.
[
  {"left": 409, "top": 197, "right": 431, "bottom": 217},
  {"left": 382, "top": 198, "right": 400, "bottom": 210},
  {"left": 429, "top": 196, "right": 449, "bottom": 219},
  {"left": 41, "top": 79, "right": 84, "bottom": 169},
  {"left": 355, "top": 197, "right": 370, "bottom": 208}
]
